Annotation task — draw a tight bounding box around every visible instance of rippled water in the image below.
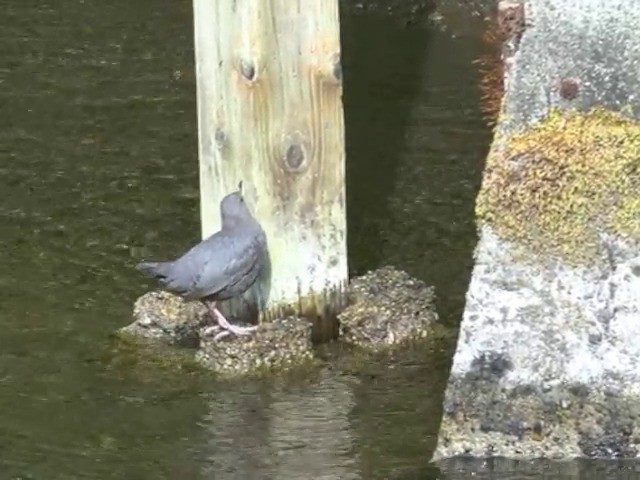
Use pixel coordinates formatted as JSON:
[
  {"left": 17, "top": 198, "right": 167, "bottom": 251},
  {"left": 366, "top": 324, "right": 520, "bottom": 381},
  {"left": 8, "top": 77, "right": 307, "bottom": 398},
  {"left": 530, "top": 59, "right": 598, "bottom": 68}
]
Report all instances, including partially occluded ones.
[{"left": 2, "top": 0, "right": 627, "bottom": 478}]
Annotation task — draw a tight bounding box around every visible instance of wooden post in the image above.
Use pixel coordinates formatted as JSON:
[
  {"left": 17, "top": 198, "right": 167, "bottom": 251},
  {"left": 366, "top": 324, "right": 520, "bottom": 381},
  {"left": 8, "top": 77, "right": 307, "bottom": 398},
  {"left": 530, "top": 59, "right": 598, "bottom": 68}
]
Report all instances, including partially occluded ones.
[{"left": 192, "top": 0, "right": 347, "bottom": 338}]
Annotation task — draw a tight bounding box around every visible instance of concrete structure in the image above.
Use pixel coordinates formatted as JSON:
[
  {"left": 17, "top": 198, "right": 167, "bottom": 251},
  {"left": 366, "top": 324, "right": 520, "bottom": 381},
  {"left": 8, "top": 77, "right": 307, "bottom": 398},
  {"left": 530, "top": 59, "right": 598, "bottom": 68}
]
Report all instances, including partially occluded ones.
[{"left": 435, "top": 0, "right": 640, "bottom": 460}]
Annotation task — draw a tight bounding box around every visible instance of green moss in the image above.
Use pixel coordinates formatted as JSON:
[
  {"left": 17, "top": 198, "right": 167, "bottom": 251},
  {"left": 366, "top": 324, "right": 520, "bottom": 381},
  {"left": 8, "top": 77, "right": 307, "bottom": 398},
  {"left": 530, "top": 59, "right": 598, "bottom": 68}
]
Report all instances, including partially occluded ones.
[{"left": 477, "top": 108, "right": 640, "bottom": 264}]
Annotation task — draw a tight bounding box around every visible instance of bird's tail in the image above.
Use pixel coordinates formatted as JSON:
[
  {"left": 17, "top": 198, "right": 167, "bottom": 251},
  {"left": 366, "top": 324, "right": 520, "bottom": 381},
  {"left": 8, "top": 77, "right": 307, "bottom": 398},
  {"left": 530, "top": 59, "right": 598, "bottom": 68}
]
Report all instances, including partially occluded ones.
[{"left": 135, "top": 261, "right": 173, "bottom": 279}]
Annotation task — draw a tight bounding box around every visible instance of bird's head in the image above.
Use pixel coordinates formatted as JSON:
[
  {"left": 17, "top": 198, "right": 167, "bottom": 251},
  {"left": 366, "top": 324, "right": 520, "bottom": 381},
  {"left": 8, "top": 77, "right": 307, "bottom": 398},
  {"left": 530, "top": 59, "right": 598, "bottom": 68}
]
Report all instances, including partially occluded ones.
[{"left": 220, "top": 181, "right": 254, "bottom": 228}]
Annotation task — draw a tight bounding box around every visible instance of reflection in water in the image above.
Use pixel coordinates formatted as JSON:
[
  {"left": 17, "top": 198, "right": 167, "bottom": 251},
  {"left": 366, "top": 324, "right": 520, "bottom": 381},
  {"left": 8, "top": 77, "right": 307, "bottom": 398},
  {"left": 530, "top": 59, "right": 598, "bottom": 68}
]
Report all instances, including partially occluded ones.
[
  {"left": 268, "top": 374, "right": 359, "bottom": 479},
  {"left": 343, "top": 6, "right": 490, "bottom": 324},
  {"left": 200, "top": 383, "right": 274, "bottom": 478},
  {"left": 349, "top": 348, "right": 451, "bottom": 478},
  {"left": 200, "top": 372, "right": 359, "bottom": 480}
]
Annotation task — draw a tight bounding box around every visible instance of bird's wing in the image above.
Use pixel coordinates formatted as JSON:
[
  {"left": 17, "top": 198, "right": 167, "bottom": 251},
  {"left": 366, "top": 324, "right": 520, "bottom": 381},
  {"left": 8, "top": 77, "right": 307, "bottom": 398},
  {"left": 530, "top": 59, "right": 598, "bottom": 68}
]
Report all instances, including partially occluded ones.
[
  {"left": 188, "top": 234, "right": 261, "bottom": 299},
  {"left": 159, "top": 233, "right": 227, "bottom": 296}
]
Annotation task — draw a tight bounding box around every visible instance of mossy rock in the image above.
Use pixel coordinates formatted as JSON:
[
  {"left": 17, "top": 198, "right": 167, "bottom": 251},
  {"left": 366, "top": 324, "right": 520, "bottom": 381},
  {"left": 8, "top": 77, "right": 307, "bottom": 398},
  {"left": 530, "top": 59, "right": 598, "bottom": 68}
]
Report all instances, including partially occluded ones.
[{"left": 477, "top": 108, "right": 640, "bottom": 265}]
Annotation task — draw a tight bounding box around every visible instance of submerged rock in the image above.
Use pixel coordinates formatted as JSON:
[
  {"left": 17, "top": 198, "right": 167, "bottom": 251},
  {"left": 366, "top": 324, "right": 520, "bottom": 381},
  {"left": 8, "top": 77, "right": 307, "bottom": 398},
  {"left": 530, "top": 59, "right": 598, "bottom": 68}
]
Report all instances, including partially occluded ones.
[
  {"left": 120, "top": 291, "right": 209, "bottom": 347},
  {"left": 338, "top": 266, "right": 438, "bottom": 349},
  {"left": 195, "top": 316, "right": 314, "bottom": 376}
]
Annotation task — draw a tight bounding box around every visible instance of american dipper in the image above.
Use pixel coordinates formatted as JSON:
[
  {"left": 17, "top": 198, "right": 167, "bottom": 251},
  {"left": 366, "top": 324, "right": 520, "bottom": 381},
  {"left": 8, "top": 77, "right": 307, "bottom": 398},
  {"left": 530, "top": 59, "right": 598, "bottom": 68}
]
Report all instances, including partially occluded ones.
[{"left": 136, "top": 183, "right": 266, "bottom": 340}]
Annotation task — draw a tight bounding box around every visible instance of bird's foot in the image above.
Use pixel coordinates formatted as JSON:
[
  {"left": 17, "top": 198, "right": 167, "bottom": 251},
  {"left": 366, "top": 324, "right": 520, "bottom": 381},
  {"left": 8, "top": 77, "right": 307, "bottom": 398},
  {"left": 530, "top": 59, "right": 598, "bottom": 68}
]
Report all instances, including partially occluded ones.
[
  {"left": 206, "top": 303, "right": 258, "bottom": 341},
  {"left": 202, "top": 324, "right": 256, "bottom": 342},
  {"left": 212, "top": 329, "right": 232, "bottom": 342},
  {"left": 223, "top": 322, "right": 258, "bottom": 336},
  {"left": 202, "top": 325, "right": 231, "bottom": 341}
]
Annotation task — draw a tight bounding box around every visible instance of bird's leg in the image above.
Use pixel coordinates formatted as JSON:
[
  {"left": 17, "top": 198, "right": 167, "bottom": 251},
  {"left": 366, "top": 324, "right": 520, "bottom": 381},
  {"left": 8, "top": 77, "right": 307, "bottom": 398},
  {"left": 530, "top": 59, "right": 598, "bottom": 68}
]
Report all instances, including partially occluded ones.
[
  {"left": 213, "top": 307, "right": 259, "bottom": 336},
  {"left": 203, "top": 301, "right": 258, "bottom": 340},
  {"left": 201, "top": 301, "right": 231, "bottom": 341}
]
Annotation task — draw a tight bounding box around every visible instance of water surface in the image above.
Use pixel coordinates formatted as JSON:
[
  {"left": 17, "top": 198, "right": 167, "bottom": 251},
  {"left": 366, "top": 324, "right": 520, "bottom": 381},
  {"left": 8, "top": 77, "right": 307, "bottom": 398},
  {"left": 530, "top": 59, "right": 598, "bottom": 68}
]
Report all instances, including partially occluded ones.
[{"left": 2, "top": 1, "right": 621, "bottom": 478}]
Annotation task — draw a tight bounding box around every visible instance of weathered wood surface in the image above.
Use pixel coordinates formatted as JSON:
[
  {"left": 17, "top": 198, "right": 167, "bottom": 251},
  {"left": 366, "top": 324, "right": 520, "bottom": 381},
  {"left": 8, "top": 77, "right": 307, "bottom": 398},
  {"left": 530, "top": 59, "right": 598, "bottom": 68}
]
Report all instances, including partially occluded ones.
[
  {"left": 192, "top": 0, "right": 347, "bottom": 337},
  {"left": 435, "top": 0, "right": 640, "bottom": 462}
]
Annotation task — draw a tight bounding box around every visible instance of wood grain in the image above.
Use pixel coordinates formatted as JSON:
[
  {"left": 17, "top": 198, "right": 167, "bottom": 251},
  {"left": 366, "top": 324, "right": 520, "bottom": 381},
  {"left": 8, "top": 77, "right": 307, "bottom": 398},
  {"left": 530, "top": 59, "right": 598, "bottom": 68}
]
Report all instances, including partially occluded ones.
[{"left": 192, "top": 0, "right": 347, "bottom": 337}]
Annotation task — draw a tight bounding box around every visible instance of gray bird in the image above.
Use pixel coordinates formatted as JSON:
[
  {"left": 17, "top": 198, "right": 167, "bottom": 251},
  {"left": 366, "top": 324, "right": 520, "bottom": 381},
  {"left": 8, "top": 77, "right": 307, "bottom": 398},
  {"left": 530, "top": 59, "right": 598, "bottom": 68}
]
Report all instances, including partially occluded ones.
[{"left": 136, "top": 183, "right": 266, "bottom": 340}]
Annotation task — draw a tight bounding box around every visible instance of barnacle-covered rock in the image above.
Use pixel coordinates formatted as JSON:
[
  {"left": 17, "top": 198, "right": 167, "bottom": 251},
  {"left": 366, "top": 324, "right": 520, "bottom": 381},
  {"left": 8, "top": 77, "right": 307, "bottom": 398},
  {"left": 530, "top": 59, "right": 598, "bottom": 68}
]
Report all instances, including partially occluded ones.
[
  {"left": 195, "top": 316, "right": 314, "bottom": 376},
  {"left": 338, "top": 266, "right": 438, "bottom": 349},
  {"left": 119, "top": 291, "right": 209, "bottom": 347}
]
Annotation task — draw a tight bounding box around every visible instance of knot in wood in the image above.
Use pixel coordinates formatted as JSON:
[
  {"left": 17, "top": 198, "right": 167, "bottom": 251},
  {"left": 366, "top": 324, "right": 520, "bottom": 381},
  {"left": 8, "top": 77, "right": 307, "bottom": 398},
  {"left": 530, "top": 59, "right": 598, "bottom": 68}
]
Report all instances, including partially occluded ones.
[
  {"left": 284, "top": 144, "right": 305, "bottom": 171},
  {"left": 215, "top": 127, "right": 228, "bottom": 150},
  {"left": 333, "top": 55, "right": 342, "bottom": 82},
  {"left": 239, "top": 58, "right": 256, "bottom": 82}
]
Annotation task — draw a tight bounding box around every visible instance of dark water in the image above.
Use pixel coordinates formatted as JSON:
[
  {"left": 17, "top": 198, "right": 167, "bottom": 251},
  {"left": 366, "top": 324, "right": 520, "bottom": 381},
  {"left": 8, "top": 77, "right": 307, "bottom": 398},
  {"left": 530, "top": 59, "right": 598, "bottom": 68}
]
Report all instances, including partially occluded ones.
[{"left": 1, "top": 0, "right": 628, "bottom": 478}]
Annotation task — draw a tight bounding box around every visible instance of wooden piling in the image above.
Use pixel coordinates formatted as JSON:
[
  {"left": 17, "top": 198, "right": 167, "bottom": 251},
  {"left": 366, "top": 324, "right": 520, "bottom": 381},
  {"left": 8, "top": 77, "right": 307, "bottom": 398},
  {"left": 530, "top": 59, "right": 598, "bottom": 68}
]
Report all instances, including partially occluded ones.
[{"left": 192, "top": 0, "right": 348, "bottom": 339}]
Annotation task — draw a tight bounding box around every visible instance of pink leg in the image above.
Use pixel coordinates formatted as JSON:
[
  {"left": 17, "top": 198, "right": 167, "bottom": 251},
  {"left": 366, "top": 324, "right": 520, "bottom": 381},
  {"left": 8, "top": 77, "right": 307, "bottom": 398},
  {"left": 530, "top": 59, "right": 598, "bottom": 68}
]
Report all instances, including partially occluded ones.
[{"left": 204, "top": 301, "right": 257, "bottom": 340}]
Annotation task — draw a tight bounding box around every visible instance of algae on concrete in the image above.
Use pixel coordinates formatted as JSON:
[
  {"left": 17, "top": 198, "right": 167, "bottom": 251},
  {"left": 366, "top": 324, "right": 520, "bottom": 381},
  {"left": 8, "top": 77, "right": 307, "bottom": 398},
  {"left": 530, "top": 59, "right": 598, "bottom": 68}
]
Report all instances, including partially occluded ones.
[{"left": 477, "top": 108, "right": 640, "bottom": 265}]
